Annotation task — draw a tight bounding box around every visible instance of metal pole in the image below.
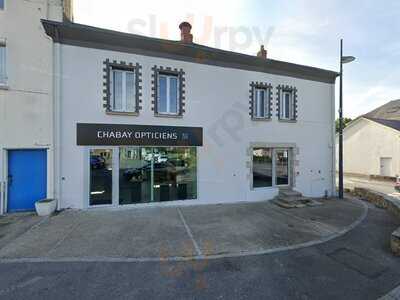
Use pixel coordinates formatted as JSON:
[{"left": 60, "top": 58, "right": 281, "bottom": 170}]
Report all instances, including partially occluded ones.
[{"left": 338, "top": 39, "right": 344, "bottom": 199}]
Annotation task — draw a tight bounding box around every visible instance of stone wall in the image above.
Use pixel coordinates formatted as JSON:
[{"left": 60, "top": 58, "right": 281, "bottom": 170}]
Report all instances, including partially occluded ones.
[{"left": 352, "top": 187, "right": 400, "bottom": 256}]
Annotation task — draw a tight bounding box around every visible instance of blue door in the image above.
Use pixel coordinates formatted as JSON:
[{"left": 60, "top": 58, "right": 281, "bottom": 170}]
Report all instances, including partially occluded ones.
[{"left": 7, "top": 150, "right": 47, "bottom": 212}]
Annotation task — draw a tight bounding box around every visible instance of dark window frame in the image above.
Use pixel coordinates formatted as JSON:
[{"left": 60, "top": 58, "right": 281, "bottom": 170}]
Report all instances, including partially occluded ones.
[
  {"left": 0, "top": 43, "right": 6, "bottom": 84},
  {"left": 276, "top": 85, "right": 298, "bottom": 121},
  {"left": 249, "top": 82, "right": 273, "bottom": 120},
  {"left": 151, "top": 65, "right": 186, "bottom": 117},
  {"left": 102, "top": 59, "right": 142, "bottom": 115}
]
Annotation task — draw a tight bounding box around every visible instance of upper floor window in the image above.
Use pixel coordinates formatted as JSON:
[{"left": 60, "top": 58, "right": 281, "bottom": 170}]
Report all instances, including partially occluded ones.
[
  {"left": 0, "top": 44, "right": 6, "bottom": 84},
  {"left": 158, "top": 73, "right": 178, "bottom": 115},
  {"left": 254, "top": 88, "right": 267, "bottom": 118},
  {"left": 0, "top": 0, "right": 4, "bottom": 10},
  {"left": 110, "top": 68, "right": 135, "bottom": 112},
  {"left": 249, "top": 82, "right": 272, "bottom": 120},
  {"left": 152, "top": 66, "right": 186, "bottom": 117},
  {"left": 277, "top": 85, "right": 297, "bottom": 121},
  {"left": 103, "top": 60, "right": 142, "bottom": 114}
]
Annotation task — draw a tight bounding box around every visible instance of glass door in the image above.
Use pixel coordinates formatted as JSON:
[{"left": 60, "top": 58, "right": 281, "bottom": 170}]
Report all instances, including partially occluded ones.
[
  {"left": 152, "top": 147, "right": 197, "bottom": 202},
  {"left": 118, "top": 147, "right": 197, "bottom": 204},
  {"left": 275, "top": 149, "right": 290, "bottom": 186},
  {"left": 119, "top": 147, "right": 152, "bottom": 204},
  {"left": 89, "top": 149, "right": 113, "bottom": 206}
]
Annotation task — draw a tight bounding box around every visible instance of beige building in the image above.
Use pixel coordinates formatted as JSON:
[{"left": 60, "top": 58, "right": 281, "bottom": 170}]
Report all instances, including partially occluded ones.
[
  {"left": 0, "top": 0, "right": 73, "bottom": 213},
  {"left": 340, "top": 100, "right": 400, "bottom": 178}
]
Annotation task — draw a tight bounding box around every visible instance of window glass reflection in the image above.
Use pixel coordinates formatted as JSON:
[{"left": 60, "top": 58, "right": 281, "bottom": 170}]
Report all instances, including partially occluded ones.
[
  {"left": 119, "top": 147, "right": 197, "bottom": 204},
  {"left": 276, "top": 150, "right": 289, "bottom": 185},
  {"left": 253, "top": 148, "right": 273, "bottom": 188},
  {"left": 90, "top": 149, "right": 113, "bottom": 206},
  {"left": 153, "top": 147, "right": 197, "bottom": 202},
  {"left": 119, "top": 147, "right": 152, "bottom": 204}
]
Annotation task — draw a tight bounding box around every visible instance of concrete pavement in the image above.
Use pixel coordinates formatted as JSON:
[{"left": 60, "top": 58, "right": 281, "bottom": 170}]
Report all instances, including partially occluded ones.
[
  {"left": 0, "top": 201, "right": 399, "bottom": 300},
  {"left": 0, "top": 198, "right": 366, "bottom": 261},
  {"left": 0, "top": 212, "right": 45, "bottom": 250}
]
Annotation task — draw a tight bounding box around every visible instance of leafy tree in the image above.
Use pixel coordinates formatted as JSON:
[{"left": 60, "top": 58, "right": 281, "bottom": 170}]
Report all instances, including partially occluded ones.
[{"left": 335, "top": 118, "right": 353, "bottom": 133}]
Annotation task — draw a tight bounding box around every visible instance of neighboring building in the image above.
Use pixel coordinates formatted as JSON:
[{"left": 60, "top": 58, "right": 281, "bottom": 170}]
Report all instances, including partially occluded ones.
[
  {"left": 40, "top": 20, "right": 338, "bottom": 210},
  {"left": 339, "top": 100, "right": 400, "bottom": 178},
  {"left": 0, "top": 0, "right": 73, "bottom": 214}
]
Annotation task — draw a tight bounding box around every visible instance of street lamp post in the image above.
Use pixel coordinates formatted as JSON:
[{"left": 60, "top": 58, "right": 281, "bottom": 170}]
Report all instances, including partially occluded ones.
[{"left": 338, "top": 39, "right": 355, "bottom": 199}]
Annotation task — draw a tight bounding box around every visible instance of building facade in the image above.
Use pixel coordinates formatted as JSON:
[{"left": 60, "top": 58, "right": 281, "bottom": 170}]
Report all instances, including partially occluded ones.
[
  {"left": 0, "top": 0, "right": 73, "bottom": 214},
  {"left": 39, "top": 20, "right": 338, "bottom": 210},
  {"left": 339, "top": 100, "right": 400, "bottom": 178}
]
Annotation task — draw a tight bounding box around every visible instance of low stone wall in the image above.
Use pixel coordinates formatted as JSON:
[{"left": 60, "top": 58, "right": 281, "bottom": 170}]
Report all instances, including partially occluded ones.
[
  {"left": 352, "top": 187, "right": 400, "bottom": 256},
  {"left": 342, "top": 172, "right": 396, "bottom": 182}
]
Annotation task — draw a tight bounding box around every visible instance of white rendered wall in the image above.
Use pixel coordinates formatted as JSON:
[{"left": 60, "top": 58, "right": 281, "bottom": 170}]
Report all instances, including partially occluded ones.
[
  {"left": 0, "top": 1, "right": 64, "bottom": 213},
  {"left": 58, "top": 44, "right": 335, "bottom": 209},
  {"left": 341, "top": 118, "right": 400, "bottom": 177}
]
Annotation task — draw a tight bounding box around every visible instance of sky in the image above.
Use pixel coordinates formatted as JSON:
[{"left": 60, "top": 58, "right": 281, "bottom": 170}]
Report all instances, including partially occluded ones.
[{"left": 74, "top": 0, "right": 400, "bottom": 118}]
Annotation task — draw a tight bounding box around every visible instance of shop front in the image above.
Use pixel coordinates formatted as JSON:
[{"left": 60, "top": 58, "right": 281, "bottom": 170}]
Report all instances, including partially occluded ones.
[{"left": 77, "top": 123, "right": 202, "bottom": 207}]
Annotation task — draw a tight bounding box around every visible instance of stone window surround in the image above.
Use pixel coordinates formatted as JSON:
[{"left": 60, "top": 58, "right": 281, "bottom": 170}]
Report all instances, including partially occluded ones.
[
  {"left": 246, "top": 142, "right": 299, "bottom": 190},
  {"left": 151, "top": 65, "right": 186, "bottom": 118},
  {"left": 249, "top": 81, "right": 273, "bottom": 121},
  {"left": 102, "top": 59, "right": 143, "bottom": 115},
  {"left": 276, "top": 85, "right": 298, "bottom": 122}
]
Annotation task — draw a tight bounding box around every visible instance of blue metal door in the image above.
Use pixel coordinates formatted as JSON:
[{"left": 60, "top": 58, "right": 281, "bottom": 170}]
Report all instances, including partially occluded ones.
[{"left": 7, "top": 150, "right": 47, "bottom": 212}]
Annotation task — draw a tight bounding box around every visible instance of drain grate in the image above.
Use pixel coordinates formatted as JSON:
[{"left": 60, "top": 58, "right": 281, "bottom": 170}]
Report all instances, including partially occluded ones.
[{"left": 327, "top": 248, "right": 387, "bottom": 279}]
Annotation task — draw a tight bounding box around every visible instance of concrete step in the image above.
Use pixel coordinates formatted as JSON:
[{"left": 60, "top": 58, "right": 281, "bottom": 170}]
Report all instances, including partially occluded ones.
[{"left": 279, "top": 189, "right": 303, "bottom": 198}]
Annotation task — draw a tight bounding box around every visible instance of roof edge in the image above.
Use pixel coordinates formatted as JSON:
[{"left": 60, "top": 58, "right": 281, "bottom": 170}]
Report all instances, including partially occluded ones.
[{"left": 41, "top": 19, "right": 339, "bottom": 84}]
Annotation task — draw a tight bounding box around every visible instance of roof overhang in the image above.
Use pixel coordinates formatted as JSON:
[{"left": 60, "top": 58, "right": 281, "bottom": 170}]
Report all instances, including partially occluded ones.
[{"left": 42, "top": 20, "right": 339, "bottom": 84}]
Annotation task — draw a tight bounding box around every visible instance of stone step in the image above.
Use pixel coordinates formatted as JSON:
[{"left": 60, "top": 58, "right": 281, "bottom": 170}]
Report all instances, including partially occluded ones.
[
  {"left": 273, "top": 199, "right": 306, "bottom": 209},
  {"left": 277, "top": 196, "right": 310, "bottom": 204},
  {"left": 279, "top": 189, "right": 303, "bottom": 198},
  {"left": 273, "top": 198, "right": 323, "bottom": 209}
]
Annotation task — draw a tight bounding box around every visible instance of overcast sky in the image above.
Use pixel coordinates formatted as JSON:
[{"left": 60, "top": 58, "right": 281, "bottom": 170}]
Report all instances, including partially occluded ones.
[{"left": 74, "top": 0, "right": 400, "bottom": 118}]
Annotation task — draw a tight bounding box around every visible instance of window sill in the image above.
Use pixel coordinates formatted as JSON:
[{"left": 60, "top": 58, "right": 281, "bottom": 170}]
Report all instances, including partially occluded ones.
[
  {"left": 154, "top": 113, "right": 183, "bottom": 119},
  {"left": 251, "top": 117, "right": 271, "bottom": 122},
  {"left": 278, "top": 119, "right": 297, "bottom": 123},
  {"left": 106, "top": 110, "right": 139, "bottom": 116},
  {"left": 0, "top": 83, "right": 9, "bottom": 90}
]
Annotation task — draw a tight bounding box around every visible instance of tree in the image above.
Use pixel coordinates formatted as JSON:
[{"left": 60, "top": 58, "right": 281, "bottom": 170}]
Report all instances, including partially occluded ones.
[{"left": 335, "top": 118, "right": 353, "bottom": 133}]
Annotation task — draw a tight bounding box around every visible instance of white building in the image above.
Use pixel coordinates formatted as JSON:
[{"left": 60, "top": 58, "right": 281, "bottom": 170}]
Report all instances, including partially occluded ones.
[
  {"left": 39, "top": 20, "right": 337, "bottom": 210},
  {"left": 0, "top": 0, "right": 73, "bottom": 214},
  {"left": 340, "top": 100, "right": 400, "bottom": 178}
]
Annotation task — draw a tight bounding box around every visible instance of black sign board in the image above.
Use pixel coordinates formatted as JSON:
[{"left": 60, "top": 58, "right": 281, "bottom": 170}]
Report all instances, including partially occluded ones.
[{"left": 77, "top": 123, "right": 203, "bottom": 146}]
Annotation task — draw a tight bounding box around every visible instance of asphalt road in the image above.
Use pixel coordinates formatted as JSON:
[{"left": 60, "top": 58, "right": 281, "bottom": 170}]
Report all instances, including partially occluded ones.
[{"left": 0, "top": 202, "right": 399, "bottom": 300}]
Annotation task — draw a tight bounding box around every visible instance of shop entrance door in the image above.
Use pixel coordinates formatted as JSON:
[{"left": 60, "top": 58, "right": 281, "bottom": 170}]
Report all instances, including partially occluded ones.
[
  {"left": 118, "top": 147, "right": 197, "bottom": 204},
  {"left": 275, "top": 149, "right": 290, "bottom": 187}
]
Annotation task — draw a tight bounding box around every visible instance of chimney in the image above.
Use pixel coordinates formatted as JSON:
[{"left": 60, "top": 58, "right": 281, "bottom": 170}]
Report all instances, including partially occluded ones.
[
  {"left": 257, "top": 45, "right": 267, "bottom": 59},
  {"left": 63, "top": 0, "right": 74, "bottom": 23},
  {"left": 179, "top": 22, "right": 193, "bottom": 43}
]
